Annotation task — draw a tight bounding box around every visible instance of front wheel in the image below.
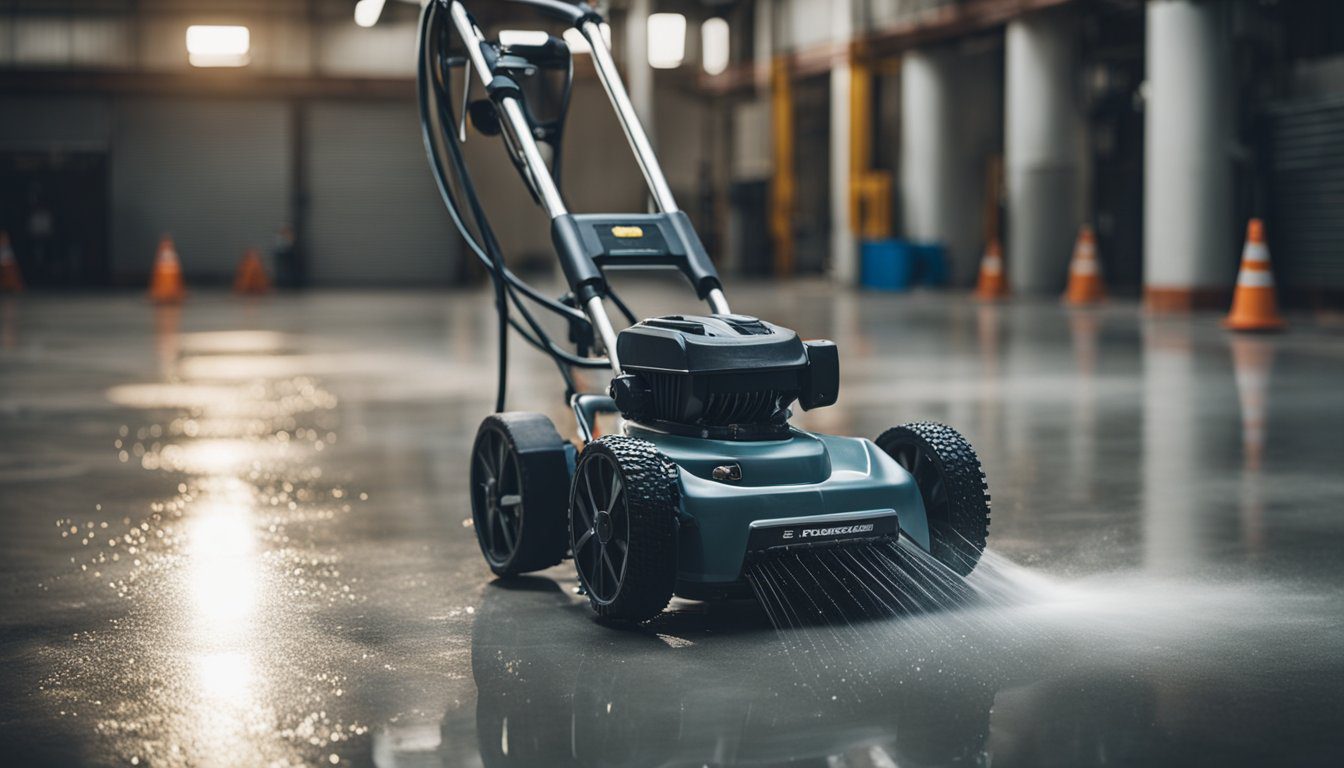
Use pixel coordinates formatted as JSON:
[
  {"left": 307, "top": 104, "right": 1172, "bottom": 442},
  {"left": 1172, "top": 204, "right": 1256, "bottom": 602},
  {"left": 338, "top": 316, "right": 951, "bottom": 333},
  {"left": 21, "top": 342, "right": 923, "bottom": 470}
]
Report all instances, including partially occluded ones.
[
  {"left": 569, "top": 436, "right": 680, "bottom": 623},
  {"left": 469, "top": 413, "right": 571, "bottom": 577},
  {"left": 877, "top": 422, "right": 990, "bottom": 576}
]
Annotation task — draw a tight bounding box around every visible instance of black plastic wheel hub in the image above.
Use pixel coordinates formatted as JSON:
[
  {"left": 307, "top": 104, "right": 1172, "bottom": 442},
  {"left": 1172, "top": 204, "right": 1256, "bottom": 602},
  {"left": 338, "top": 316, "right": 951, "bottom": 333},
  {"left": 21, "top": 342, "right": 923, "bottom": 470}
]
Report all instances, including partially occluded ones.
[{"left": 596, "top": 510, "right": 613, "bottom": 544}]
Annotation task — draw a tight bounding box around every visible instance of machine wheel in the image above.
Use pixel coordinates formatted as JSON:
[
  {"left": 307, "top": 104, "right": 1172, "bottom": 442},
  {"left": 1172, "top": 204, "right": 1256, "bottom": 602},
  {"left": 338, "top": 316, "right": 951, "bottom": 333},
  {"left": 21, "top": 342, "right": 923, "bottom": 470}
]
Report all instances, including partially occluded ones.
[
  {"left": 469, "top": 413, "right": 571, "bottom": 577},
  {"left": 569, "top": 436, "right": 679, "bottom": 622},
  {"left": 876, "top": 422, "right": 990, "bottom": 576}
]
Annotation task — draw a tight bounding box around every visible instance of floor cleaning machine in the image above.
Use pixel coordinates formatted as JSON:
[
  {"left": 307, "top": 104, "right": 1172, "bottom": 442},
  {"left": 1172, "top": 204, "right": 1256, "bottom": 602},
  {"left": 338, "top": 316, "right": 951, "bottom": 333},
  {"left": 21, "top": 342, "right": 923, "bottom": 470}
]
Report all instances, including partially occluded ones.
[{"left": 418, "top": 0, "right": 991, "bottom": 622}]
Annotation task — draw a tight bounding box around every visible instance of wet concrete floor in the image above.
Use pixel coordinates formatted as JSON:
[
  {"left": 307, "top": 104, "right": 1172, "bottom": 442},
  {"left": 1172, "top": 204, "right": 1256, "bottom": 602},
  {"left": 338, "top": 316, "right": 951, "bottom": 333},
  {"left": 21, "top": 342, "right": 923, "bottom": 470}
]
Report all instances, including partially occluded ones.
[{"left": 1, "top": 284, "right": 1342, "bottom": 767}]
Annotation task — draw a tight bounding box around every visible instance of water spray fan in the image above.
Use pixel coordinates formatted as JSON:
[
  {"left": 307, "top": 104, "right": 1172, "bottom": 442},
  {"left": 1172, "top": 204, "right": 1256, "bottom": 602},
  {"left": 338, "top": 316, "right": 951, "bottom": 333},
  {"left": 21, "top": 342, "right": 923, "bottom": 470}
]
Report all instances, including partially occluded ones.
[{"left": 419, "top": 0, "right": 992, "bottom": 623}]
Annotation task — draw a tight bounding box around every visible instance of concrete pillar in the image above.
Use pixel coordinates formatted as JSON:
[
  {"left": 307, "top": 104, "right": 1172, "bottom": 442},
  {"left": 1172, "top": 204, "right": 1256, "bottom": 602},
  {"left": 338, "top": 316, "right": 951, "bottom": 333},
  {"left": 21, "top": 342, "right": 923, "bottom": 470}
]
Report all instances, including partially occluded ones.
[
  {"left": 1004, "top": 10, "right": 1085, "bottom": 293},
  {"left": 901, "top": 45, "right": 1004, "bottom": 286},
  {"left": 753, "top": 0, "right": 773, "bottom": 84},
  {"left": 625, "top": 0, "right": 653, "bottom": 140},
  {"left": 900, "top": 48, "right": 957, "bottom": 246},
  {"left": 829, "top": 0, "right": 857, "bottom": 284},
  {"left": 1144, "top": 0, "right": 1234, "bottom": 310},
  {"left": 899, "top": 46, "right": 979, "bottom": 284}
]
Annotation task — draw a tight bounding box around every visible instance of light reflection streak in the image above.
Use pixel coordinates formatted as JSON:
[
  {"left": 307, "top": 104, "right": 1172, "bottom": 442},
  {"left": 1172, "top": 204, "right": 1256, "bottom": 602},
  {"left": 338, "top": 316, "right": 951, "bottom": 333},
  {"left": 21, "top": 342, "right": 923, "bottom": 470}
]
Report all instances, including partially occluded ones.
[
  {"left": 1067, "top": 310, "right": 1100, "bottom": 507},
  {"left": 105, "top": 383, "right": 255, "bottom": 410},
  {"left": 187, "top": 505, "right": 259, "bottom": 633},
  {"left": 154, "top": 305, "right": 182, "bottom": 380},
  {"left": 83, "top": 319, "right": 354, "bottom": 763},
  {"left": 1, "top": 297, "right": 16, "bottom": 350},
  {"left": 184, "top": 493, "right": 266, "bottom": 747},
  {"left": 1142, "top": 320, "right": 1204, "bottom": 573},
  {"left": 171, "top": 440, "right": 269, "bottom": 476},
  {"left": 195, "top": 651, "right": 256, "bottom": 703},
  {"left": 1230, "top": 336, "right": 1275, "bottom": 555},
  {"left": 179, "top": 331, "right": 288, "bottom": 355},
  {"left": 179, "top": 353, "right": 413, "bottom": 380}
]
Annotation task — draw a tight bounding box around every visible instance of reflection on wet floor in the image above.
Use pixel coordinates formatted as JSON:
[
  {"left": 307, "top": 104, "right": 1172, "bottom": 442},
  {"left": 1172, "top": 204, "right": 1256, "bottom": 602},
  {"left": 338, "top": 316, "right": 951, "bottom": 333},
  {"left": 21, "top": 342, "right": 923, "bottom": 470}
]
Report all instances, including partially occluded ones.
[
  {"left": 2, "top": 297, "right": 18, "bottom": 350},
  {"left": 1, "top": 287, "right": 1342, "bottom": 767},
  {"left": 24, "top": 320, "right": 365, "bottom": 766},
  {"left": 449, "top": 546, "right": 1344, "bottom": 768}
]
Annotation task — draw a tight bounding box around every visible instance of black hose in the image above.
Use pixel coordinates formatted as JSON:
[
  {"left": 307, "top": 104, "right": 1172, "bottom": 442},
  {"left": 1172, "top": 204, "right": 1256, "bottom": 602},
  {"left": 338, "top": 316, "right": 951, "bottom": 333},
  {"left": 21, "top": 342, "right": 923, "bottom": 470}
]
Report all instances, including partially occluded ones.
[
  {"left": 606, "top": 286, "right": 638, "bottom": 325},
  {"left": 424, "top": 54, "right": 604, "bottom": 376},
  {"left": 419, "top": 2, "right": 505, "bottom": 411},
  {"left": 417, "top": 1, "right": 609, "bottom": 407},
  {"left": 426, "top": 19, "right": 596, "bottom": 387},
  {"left": 418, "top": 21, "right": 590, "bottom": 330}
]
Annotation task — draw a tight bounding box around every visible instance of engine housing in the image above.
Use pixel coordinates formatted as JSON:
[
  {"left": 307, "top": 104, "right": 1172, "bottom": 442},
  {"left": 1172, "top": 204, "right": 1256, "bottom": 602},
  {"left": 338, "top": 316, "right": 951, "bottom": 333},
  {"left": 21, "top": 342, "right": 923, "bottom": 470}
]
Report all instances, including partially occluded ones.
[{"left": 610, "top": 314, "right": 838, "bottom": 437}]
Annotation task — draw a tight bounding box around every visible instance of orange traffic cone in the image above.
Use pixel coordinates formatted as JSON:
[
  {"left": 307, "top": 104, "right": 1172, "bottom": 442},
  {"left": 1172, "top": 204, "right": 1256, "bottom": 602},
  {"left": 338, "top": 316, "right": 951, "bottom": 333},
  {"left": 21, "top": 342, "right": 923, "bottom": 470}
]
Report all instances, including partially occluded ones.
[
  {"left": 233, "top": 247, "right": 271, "bottom": 295},
  {"left": 974, "top": 239, "right": 1008, "bottom": 301},
  {"left": 148, "top": 234, "right": 186, "bottom": 304},
  {"left": 0, "top": 231, "right": 23, "bottom": 294},
  {"left": 1224, "top": 219, "right": 1285, "bottom": 332},
  {"left": 1062, "top": 225, "right": 1105, "bottom": 305}
]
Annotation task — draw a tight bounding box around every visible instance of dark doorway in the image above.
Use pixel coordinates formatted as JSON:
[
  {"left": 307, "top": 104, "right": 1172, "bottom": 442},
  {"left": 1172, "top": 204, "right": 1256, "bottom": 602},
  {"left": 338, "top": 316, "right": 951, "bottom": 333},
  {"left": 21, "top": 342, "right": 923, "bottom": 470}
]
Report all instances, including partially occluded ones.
[
  {"left": 1085, "top": 5, "right": 1145, "bottom": 294},
  {"left": 730, "top": 179, "right": 771, "bottom": 276},
  {"left": 0, "top": 152, "right": 110, "bottom": 288},
  {"left": 793, "top": 75, "right": 832, "bottom": 275}
]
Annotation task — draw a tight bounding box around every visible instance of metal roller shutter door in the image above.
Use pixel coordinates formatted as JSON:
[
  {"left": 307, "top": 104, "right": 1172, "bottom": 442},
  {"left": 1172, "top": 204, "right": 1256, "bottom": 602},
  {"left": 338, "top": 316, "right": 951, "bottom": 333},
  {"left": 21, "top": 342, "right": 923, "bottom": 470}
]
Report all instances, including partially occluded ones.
[
  {"left": 305, "top": 101, "right": 460, "bottom": 286},
  {"left": 111, "top": 99, "right": 289, "bottom": 283},
  {"left": 1266, "top": 97, "right": 1344, "bottom": 292},
  {"left": 0, "top": 97, "right": 111, "bottom": 150}
]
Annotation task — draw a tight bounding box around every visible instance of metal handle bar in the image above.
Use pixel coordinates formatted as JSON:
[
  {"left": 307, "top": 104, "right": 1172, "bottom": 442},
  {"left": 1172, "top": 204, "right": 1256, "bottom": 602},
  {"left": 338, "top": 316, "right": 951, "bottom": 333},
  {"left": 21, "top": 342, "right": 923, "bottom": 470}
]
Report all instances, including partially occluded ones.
[
  {"left": 580, "top": 20, "right": 678, "bottom": 215},
  {"left": 490, "top": 0, "right": 599, "bottom": 26},
  {"left": 450, "top": 2, "right": 568, "bottom": 219},
  {"left": 447, "top": 0, "right": 730, "bottom": 371}
]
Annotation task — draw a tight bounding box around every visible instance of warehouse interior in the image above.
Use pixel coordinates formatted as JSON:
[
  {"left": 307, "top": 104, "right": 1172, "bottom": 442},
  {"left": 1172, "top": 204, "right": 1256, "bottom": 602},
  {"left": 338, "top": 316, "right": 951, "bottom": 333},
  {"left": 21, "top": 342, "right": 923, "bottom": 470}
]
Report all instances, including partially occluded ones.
[{"left": 2, "top": 1, "right": 1343, "bottom": 766}]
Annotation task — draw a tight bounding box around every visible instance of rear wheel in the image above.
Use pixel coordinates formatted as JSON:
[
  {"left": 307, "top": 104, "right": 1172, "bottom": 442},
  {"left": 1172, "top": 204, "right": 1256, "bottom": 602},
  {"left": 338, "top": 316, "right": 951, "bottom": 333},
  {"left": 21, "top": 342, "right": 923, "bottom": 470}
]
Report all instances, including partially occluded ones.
[
  {"left": 569, "top": 436, "right": 679, "bottom": 622},
  {"left": 877, "top": 422, "right": 990, "bottom": 576},
  {"left": 469, "top": 413, "right": 571, "bottom": 576}
]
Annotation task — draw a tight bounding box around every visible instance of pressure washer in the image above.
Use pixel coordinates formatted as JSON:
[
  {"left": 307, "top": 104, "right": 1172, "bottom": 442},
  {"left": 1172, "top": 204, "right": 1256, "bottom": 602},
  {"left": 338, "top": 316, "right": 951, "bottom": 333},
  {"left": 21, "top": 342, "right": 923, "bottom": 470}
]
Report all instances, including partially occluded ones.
[{"left": 419, "top": 0, "right": 991, "bottom": 622}]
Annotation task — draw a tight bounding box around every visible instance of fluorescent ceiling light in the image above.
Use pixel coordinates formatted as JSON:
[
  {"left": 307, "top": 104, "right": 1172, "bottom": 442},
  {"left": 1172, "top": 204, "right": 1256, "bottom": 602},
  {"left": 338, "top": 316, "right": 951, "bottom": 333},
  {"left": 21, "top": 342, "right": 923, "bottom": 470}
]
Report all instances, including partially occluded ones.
[
  {"left": 499, "top": 29, "right": 549, "bottom": 48},
  {"left": 701, "top": 18, "right": 729, "bottom": 75},
  {"left": 185, "top": 25, "right": 250, "bottom": 68},
  {"left": 562, "top": 23, "right": 611, "bottom": 56},
  {"left": 647, "top": 13, "right": 686, "bottom": 69},
  {"left": 354, "top": 0, "right": 386, "bottom": 28}
]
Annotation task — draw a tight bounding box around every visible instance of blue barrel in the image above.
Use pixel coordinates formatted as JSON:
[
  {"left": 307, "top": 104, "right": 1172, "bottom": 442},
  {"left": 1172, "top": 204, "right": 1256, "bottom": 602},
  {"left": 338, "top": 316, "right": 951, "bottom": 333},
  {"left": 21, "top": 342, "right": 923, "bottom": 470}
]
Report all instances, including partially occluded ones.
[{"left": 860, "top": 239, "right": 916, "bottom": 291}]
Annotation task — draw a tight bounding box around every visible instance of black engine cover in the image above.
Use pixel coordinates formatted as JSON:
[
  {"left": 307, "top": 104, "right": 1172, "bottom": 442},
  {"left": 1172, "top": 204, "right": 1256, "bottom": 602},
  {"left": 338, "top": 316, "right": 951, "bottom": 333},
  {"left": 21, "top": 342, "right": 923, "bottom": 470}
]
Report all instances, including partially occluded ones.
[{"left": 611, "top": 314, "right": 838, "bottom": 433}]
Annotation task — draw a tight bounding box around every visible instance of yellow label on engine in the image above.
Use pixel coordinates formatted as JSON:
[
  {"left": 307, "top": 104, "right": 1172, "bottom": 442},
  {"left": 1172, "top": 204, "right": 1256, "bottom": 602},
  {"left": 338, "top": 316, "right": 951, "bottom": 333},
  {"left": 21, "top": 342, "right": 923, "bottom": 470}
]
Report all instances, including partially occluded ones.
[{"left": 611, "top": 226, "right": 644, "bottom": 239}]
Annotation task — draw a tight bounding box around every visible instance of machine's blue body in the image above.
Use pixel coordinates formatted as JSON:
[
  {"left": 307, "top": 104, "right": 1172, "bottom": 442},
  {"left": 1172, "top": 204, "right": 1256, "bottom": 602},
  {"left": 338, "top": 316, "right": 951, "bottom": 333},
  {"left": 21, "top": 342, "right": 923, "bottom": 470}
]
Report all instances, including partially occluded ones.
[{"left": 626, "top": 423, "right": 930, "bottom": 598}]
